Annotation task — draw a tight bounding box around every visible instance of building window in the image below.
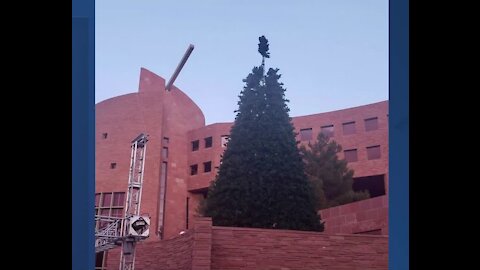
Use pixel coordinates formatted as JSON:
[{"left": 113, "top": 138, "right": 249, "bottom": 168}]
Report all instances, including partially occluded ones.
[
  {"left": 95, "top": 192, "right": 125, "bottom": 229},
  {"left": 192, "top": 140, "right": 199, "bottom": 151},
  {"left": 366, "top": 145, "right": 381, "bottom": 160},
  {"left": 353, "top": 174, "right": 386, "bottom": 198},
  {"left": 342, "top": 121, "right": 356, "bottom": 135},
  {"left": 221, "top": 135, "right": 230, "bottom": 148},
  {"left": 190, "top": 164, "right": 198, "bottom": 175},
  {"left": 300, "top": 128, "right": 313, "bottom": 141},
  {"left": 102, "top": 133, "right": 108, "bottom": 139},
  {"left": 205, "top": 137, "right": 213, "bottom": 148},
  {"left": 344, "top": 149, "right": 358, "bottom": 162},
  {"left": 95, "top": 251, "right": 107, "bottom": 270},
  {"left": 321, "top": 125, "right": 334, "bottom": 138},
  {"left": 162, "top": 147, "right": 168, "bottom": 159},
  {"left": 203, "top": 161, "right": 212, "bottom": 173},
  {"left": 163, "top": 137, "right": 169, "bottom": 145},
  {"left": 186, "top": 197, "right": 190, "bottom": 229},
  {"left": 365, "top": 117, "right": 379, "bottom": 131},
  {"left": 110, "top": 163, "right": 117, "bottom": 169},
  {"left": 158, "top": 162, "right": 167, "bottom": 239}
]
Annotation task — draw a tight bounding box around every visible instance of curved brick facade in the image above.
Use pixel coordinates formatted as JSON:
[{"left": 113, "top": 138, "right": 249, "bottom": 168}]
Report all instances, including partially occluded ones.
[{"left": 96, "top": 68, "right": 205, "bottom": 242}]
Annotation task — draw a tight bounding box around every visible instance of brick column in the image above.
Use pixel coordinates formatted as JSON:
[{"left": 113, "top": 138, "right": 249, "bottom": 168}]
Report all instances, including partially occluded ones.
[{"left": 191, "top": 217, "right": 212, "bottom": 270}]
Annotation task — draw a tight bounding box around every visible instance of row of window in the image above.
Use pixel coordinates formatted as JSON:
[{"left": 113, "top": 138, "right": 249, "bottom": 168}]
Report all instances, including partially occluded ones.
[
  {"left": 192, "top": 137, "right": 212, "bottom": 151},
  {"left": 95, "top": 192, "right": 125, "bottom": 214},
  {"left": 102, "top": 117, "right": 379, "bottom": 148},
  {"left": 190, "top": 161, "right": 212, "bottom": 175},
  {"left": 94, "top": 191, "right": 125, "bottom": 270},
  {"left": 191, "top": 135, "right": 230, "bottom": 151},
  {"left": 344, "top": 145, "right": 382, "bottom": 162},
  {"left": 189, "top": 146, "right": 381, "bottom": 175},
  {"left": 162, "top": 137, "right": 169, "bottom": 159},
  {"left": 108, "top": 137, "right": 170, "bottom": 169},
  {"left": 299, "top": 117, "right": 379, "bottom": 141}
]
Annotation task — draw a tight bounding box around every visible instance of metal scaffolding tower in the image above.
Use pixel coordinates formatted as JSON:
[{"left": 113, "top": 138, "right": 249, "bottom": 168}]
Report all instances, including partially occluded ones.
[{"left": 95, "top": 133, "right": 150, "bottom": 270}]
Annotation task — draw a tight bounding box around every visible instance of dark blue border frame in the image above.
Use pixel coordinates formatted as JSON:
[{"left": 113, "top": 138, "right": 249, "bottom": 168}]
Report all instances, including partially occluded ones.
[
  {"left": 72, "top": 1, "right": 408, "bottom": 269},
  {"left": 389, "top": 0, "right": 409, "bottom": 269},
  {"left": 72, "top": 1, "right": 95, "bottom": 270}
]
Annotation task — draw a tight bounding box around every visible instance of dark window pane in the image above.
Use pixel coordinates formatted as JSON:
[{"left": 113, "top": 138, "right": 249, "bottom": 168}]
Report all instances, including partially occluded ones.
[
  {"left": 95, "top": 252, "right": 104, "bottom": 268},
  {"left": 205, "top": 137, "right": 213, "bottom": 148},
  {"left": 367, "top": 145, "right": 381, "bottom": 160},
  {"left": 190, "top": 164, "right": 198, "bottom": 175},
  {"left": 321, "top": 125, "right": 334, "bottom": 138},
  {"left": 102, "top": 193, "right": 112, "bottom": 207},
  {"left": 353, "top": 174, "right": 386, "bottom": 197},
  {"left": 204, "top": 161, "right": 212, "bottom": 172},
  {"left": 300, "top": 128, "right": 312, "bottom": 141},
  {"left": 342, "top": 121, "right": 356, "bottom": 135},
  {"left": 192, "top": 140, "right": 199, "bottom": 151},
  {"left": 365, "top": 117, "right": 379, "bottom": 131},
  {"left": 162, "top": 147, "right": 168, "bottom": 159},
  {"left": 163, "top": 137, "right": 169, "bottom": 145},
  {"left": 95, "top": 193, "right": 100, "bottom": 207},
  {"left": 344, "top": 149, "right": 358, "bottom": 162},
  {"left": 110, "top": 163, "right": 116, "bottom": 169},
  {"left": 112, "top": 192, "right": 125, "bottom": 206},
  {"left": 100, "top": 208, "right": 110, "bottom": 217},
  {"left": 111, "top": 208, "right": 123, "bottom": 218},
  {"left": 102, "top": 133, "right": 108, "bottom": 139}
]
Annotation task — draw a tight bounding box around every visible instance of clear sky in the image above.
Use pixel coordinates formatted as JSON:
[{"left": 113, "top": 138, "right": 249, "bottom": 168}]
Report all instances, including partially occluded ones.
[{"left": 96, "top": 0, "right": 388, "bottom": 125}]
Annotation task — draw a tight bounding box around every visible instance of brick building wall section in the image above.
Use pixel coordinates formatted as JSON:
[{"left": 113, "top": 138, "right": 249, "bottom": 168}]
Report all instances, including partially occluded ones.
[
  {"left": 105, "top": 248, "right": 121, "bottom": 270},
  {"left": 106, "top": 230, "right": 194, "bottom": 270},
  {"left": 96, "top": 68, "right": 206, "bottom": 240},
  {"left": 210, "top": 224, "right": 388, "bottom": 270},
  {"left": 191, "top": 218, "right": 212, "bottom": 270},
  {"left": 107, "top": 218, "right": 387, "bottom": 270},
  {"left": 319, "top": 195, "right": 389, "bottom": 235}
]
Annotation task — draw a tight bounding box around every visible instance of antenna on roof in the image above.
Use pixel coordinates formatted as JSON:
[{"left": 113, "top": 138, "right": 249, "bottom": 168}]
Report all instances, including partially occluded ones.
[{"left": 165, "top": 44, "right": 194, "bottom": 91}]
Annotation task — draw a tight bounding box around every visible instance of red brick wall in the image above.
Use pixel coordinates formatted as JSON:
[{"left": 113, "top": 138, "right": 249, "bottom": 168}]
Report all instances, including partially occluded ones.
[
  {"left": 105, "top": 230, "right": 194, "bottom": 270},
  {"left": 106, "top": 218, "right": 388, "bottom": 270},
  {"left": 135, "top": 230, "right": 194, "bottom": 270},
  {"left": 104, "top": 248, "right": 121, "bottom": 270},
  {"left": 160, "top": 84, "right": 205, "bottom": 239},
  {"left": 187, "top": 123, "right": 232, "bottom": 192},
  {"left": 211, "top": 225, "right": 388, "bottom": 270},
  {"left": 320, "top": 195, "right": 389, "bottom": 235},
  {"left": 105, "top": 218, "right": 212, "bottom": 270},
  {"left": 191, "top": 218, "right": 212, "bottom": 270}
]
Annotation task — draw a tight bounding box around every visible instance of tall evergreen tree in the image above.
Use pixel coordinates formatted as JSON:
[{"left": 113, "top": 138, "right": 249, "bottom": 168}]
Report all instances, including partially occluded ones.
[
  {"left": 300, "top": 133, "right": 370, "bottom": 210},
  {"left": 203, "top": 36, "right": 323, "bottom": 231}
]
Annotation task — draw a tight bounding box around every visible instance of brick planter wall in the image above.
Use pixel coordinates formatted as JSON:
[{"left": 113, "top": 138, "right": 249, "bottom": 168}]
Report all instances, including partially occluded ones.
[{"left": 106, "top": 217, "right": 388, "bottom": 270}]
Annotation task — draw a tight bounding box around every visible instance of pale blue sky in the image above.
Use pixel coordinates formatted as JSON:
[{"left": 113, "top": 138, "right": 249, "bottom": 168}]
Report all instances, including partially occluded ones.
[{"left": 96, "top": 0, "right": 388, "bottom": 125}]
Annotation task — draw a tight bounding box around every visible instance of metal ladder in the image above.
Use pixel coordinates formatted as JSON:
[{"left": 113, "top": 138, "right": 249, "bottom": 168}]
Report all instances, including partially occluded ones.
[
  {"left": 119, "top": 133, "right": 149, "bottom": 270},
  {"left": 94, "top": 133, "right": 149, "bottom": 270}
]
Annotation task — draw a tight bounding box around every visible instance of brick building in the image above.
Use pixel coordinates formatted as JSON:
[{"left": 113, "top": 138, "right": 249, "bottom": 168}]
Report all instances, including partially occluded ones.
[{"left": 95, "top": 68, "right": 388, "bottom": 268}]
